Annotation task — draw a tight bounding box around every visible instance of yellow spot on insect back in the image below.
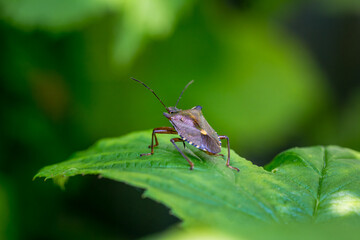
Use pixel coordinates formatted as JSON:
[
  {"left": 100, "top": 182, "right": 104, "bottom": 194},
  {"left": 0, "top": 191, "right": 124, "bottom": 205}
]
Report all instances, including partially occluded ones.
[{"left": 200, "top": 129, "right": 207, "bottom": 135}]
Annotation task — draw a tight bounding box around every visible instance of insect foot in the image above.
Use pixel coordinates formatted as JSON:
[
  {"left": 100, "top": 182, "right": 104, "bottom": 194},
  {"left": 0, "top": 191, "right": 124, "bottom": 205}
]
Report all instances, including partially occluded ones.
[
  {"left": 140, "top": 153, "right": 152, "bottom": 157},
  {"left": 189, "top": 163, "right": 194, "bottom": 170},
  {"left": 227, "top": 164, "right": 240, "bottom": 172}
]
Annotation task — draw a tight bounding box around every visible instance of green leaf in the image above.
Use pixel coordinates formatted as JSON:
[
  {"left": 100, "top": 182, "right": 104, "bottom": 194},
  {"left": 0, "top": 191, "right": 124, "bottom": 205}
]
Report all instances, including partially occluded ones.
[{"left": 34, "top": 130, "right": 360, "bottom": 235}]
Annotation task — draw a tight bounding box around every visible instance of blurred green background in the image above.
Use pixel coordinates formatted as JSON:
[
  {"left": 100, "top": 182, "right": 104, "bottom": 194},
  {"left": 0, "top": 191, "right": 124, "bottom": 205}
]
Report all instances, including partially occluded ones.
[{"left": 1, "top": 0, "right": 360, "bottom": 239}]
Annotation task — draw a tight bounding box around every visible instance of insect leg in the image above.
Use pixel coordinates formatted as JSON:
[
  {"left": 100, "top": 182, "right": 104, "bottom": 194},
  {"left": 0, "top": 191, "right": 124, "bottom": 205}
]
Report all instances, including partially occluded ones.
[
  {"left": 149, "top": 127, "right": 177, "bottom": 148},
  {"left": 140, "top": 127, "right": 177, "bottom": 156},
  {"left": 170, "top": 138, "right": 194, "bottom": 170},
  {"left": 218, "top": 135, "right": 239, "bottom": 172}
]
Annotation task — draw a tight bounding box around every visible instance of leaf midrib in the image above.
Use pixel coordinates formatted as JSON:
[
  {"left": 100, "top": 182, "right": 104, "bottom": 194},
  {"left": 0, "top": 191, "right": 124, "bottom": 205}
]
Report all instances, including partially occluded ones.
[{"left": 313, "top": 146, "right": 327, "bottom": 219}]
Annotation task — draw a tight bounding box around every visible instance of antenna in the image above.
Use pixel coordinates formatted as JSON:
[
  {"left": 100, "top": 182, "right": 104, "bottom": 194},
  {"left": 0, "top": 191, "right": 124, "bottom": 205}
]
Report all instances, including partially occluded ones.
[
  {"left": 175, "top": 80, "right": 194, "bottom": 108},
  {"left": 131, "top": 77, "right": 170, "bottom": 113}
]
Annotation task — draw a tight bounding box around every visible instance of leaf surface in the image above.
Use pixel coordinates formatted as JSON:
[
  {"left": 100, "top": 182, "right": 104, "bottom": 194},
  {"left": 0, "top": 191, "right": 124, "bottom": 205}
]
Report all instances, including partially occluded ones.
[{"left": 35, "top": 130, "right": 360, "bottom": 233}]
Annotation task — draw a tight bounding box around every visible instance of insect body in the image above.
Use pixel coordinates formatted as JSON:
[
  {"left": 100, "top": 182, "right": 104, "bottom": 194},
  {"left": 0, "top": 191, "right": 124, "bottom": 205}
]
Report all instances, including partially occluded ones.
[{"left": 131, "top": 78, "right": 239, "bottom": 172}]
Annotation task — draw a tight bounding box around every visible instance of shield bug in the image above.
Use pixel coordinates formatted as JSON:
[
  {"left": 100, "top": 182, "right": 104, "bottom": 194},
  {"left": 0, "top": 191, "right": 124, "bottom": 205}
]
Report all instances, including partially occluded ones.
[{"left": 131, "top": 77, "right": 239, "bottom": 172}]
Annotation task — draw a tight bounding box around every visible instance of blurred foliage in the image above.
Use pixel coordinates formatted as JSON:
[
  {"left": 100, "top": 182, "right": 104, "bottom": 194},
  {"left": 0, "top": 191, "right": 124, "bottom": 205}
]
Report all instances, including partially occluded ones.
[
  {"left": 317, "top": 0, "right": 360, "bottom": 14},
  {"left": 0, "top": 175, "right": 17, "bottom": 240},
  {"left": 0, "top": 0, "right": 120, "bottom": 31},
  {"left": 0, "top": 0, "right": 194, "bottom": 64},
  {"left": 1, "top": 0, "right": 360, "bottom": 239}
]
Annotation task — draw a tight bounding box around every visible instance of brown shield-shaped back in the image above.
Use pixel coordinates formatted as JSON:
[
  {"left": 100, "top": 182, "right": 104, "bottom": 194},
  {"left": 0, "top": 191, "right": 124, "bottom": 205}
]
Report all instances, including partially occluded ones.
[{"left": 165, "top": 106, "right": 222, "bottom": 154}]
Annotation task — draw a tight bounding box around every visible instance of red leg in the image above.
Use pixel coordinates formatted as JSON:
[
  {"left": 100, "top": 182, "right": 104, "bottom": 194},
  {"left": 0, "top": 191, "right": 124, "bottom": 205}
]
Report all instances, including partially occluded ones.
[
  {"left": 218, "top": 135, "right": 239, "bottom": 172},
  {"left": 170, "top": 138, "right": 194, "bottom": 170},
  {"left": 141, "top": 127, "right": 177, "bottom": 156}
]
